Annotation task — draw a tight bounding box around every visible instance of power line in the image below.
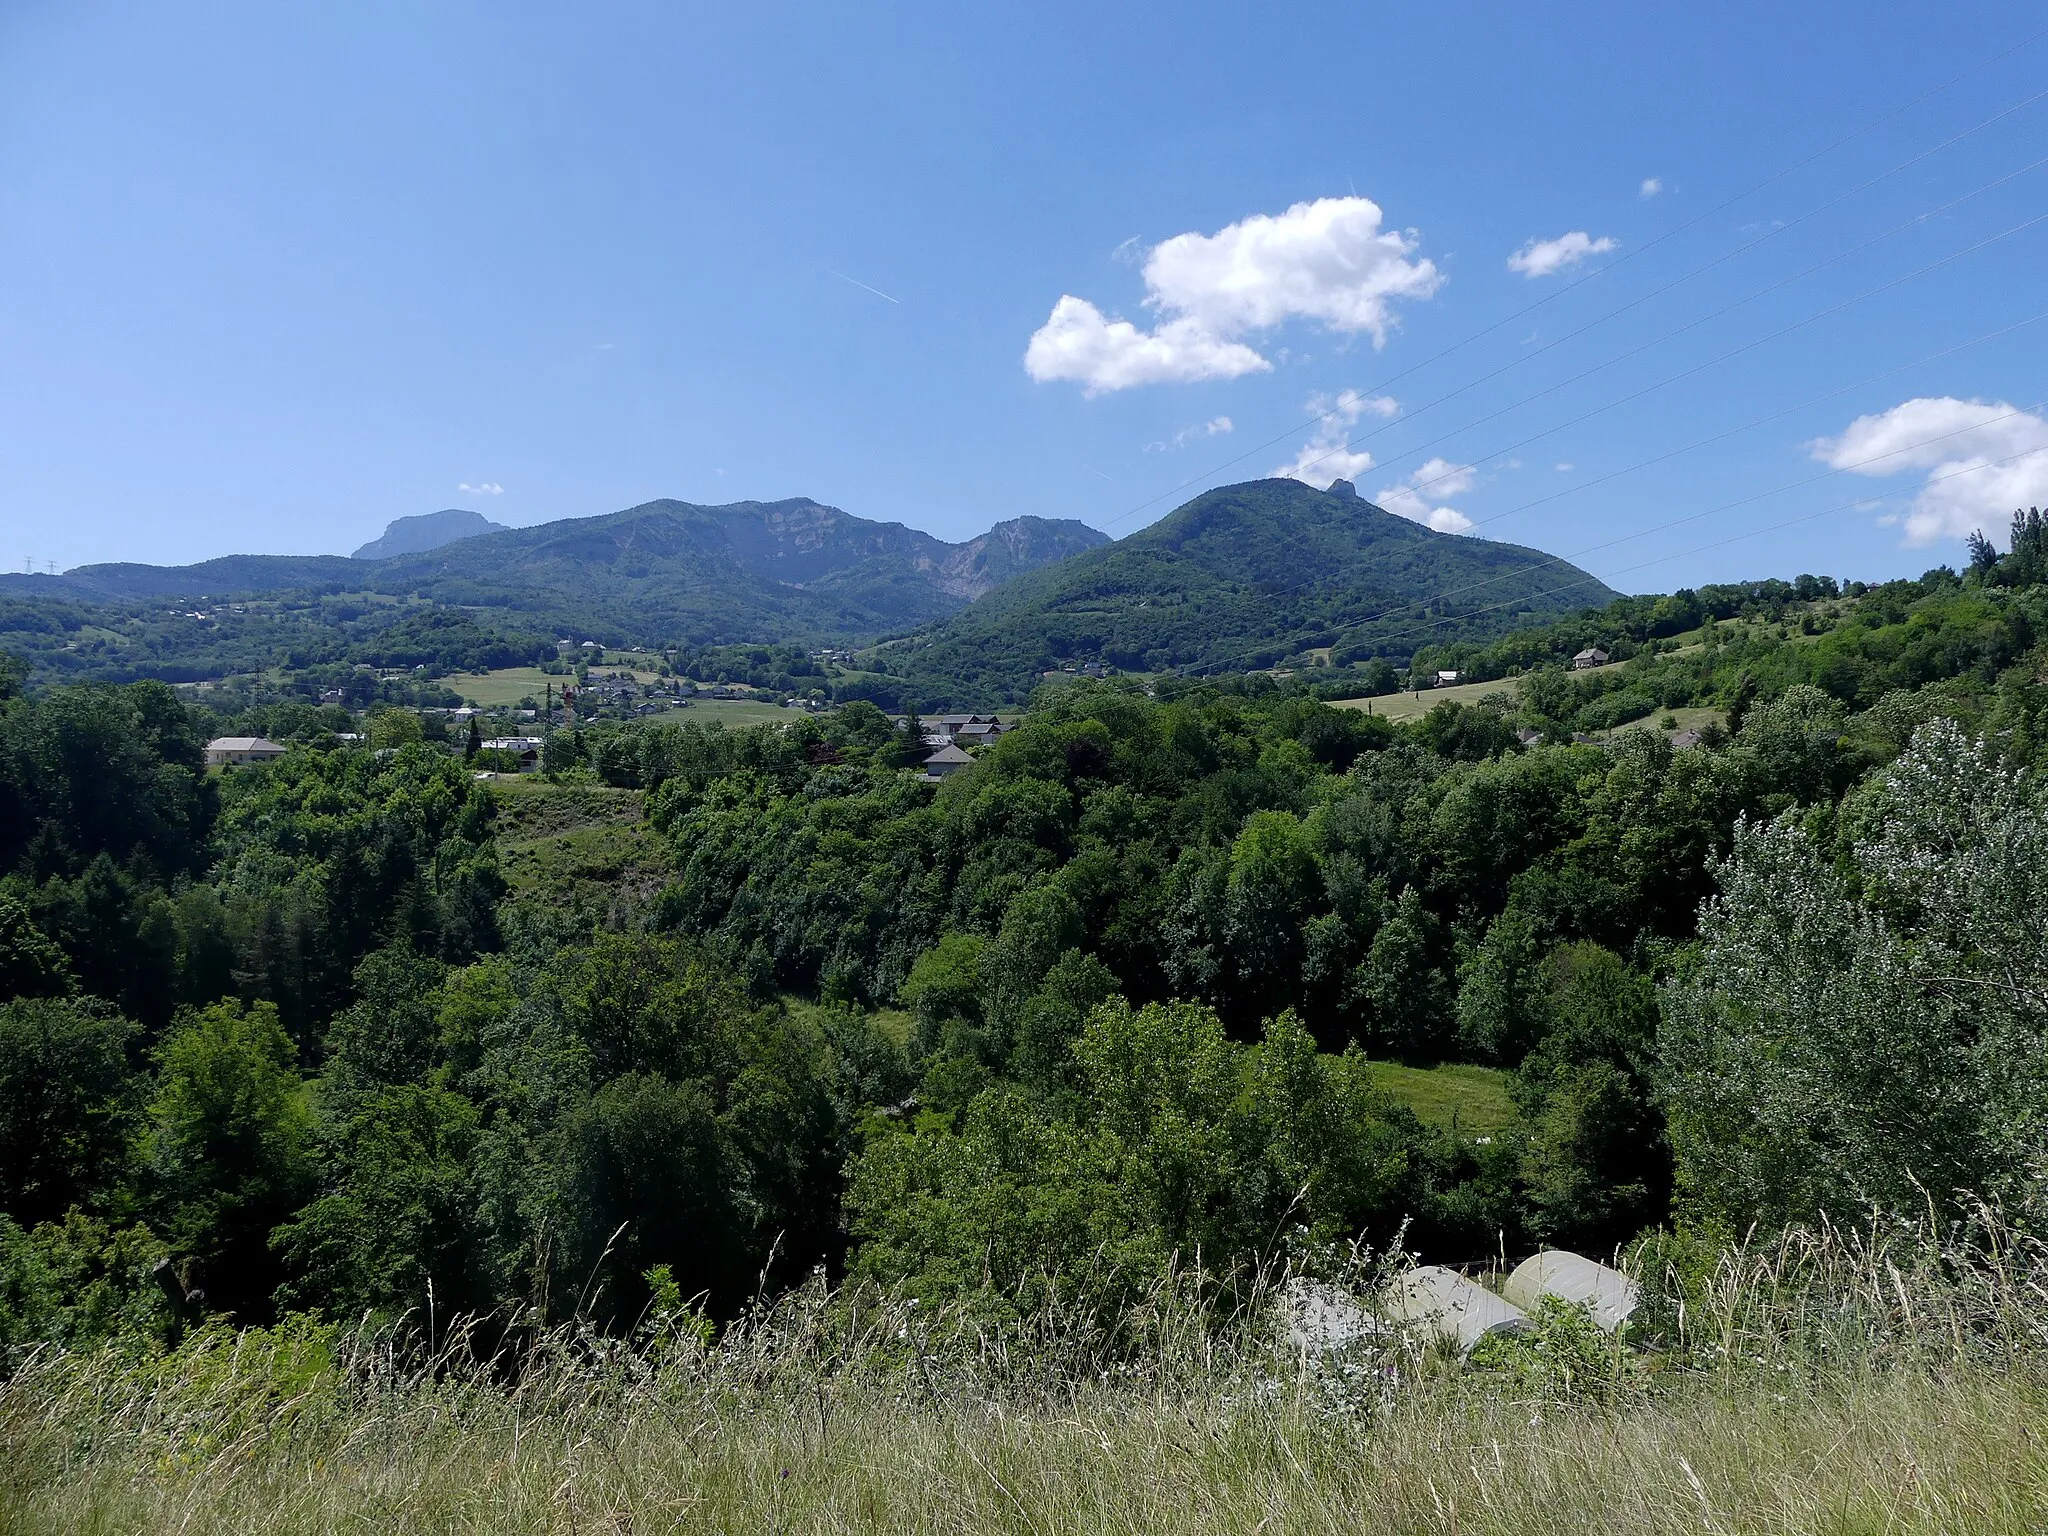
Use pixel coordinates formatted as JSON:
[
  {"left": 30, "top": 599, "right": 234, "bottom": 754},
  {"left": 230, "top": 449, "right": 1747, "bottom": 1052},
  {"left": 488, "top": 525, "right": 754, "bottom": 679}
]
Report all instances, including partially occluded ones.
[
  {"left": 1357, "top": 441, "right": 2048, "bottom": 659},
  {"left": 1096, "top": 28, "right": 2048, "bottom": 530},
  {"left": 1444, "top": 309, "right": 2048, "bottom": 537},
  {"left": 1179, "top": 411, "right": 2048, "bottom": 676},
  {"left": 1141, "top": 206, "right": 2048, "bottom": 670},
  {"left": 1278, "top": 157, "right": 2048, "bottom": 494}
]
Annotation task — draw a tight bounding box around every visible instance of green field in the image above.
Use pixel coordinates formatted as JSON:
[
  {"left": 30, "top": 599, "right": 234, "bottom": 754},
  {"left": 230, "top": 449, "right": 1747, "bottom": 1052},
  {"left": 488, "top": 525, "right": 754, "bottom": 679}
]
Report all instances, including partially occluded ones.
[
  {"left": 442, "top": 666, "right": 799, "bottom": 727},
  {"left": 682, "top": 699, "right": 807, "bottom": 727},
  {"left": 1333, "top": 671, "right": 1725, "bottom": 741},
  {"left": 442, "top": 666, "right": 560, "bottom": 707},
  {"left": 1332, "top": 675, "right": 1526, "bottom": 722},
  {"left": 1363, "top": 1060, "right": 1516, "bottom": 1137}
]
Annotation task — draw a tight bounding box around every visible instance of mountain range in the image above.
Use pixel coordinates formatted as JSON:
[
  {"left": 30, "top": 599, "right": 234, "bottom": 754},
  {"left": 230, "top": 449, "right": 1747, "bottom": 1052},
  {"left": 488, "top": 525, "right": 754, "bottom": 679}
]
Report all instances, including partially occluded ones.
[
  {"left": 1, "top": 481, "right": 1617, "bottom": 700},
  {"left": 25, "top": 498, "right": 1113, "bottom": 644}
]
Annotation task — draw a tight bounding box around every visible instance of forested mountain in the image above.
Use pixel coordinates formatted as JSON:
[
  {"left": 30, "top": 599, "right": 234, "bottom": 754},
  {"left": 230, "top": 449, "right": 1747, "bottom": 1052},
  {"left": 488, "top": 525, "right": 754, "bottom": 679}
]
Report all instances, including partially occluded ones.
[
  {"left": 10, "top": 498, "right": 1111, "bottom": 646},
  {"left": 866, "top": 478, "right": 1617, "bottom": 702},
  {"left": 351, "top": 508, "right": 508, "bottom": 560}
]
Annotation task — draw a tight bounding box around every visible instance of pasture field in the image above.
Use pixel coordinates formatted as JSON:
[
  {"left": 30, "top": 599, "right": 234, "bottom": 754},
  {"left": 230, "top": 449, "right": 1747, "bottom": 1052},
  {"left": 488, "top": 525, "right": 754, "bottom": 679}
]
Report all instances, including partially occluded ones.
[{"left": 1363, "top": 1060, "right": 1517, "bottom": 1137}]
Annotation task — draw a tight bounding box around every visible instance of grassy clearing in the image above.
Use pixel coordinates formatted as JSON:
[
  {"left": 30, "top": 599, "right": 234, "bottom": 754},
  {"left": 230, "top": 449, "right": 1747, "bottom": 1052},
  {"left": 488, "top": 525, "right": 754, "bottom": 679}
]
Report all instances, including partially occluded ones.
[
  {"left": 442, "top": 666, "right": 560, "bottom": 707},
  {"left": 1364, "top": 1060, "right": 1516, "bottom": 1137},
  {"left": 782, "top": 995, "right": 917, "bottom": 1049},
  {"left": 681, "top": 699, "right": 807, "bottom": 727},
  {"left": 1331, "top": 676, "right": 1530, "bottom": 722},
  {"left": 8, "top": 1213, "right": 2048, "bottom": 1535},
  {"left": 443, "top": 667, "right": 803, "bottom": 728},
  {"left": 4, "top": 1360, "right": 2040, "bottom": 1533},
  {"left": 489, "top": 782, "right": 671, "bottom": 899}
]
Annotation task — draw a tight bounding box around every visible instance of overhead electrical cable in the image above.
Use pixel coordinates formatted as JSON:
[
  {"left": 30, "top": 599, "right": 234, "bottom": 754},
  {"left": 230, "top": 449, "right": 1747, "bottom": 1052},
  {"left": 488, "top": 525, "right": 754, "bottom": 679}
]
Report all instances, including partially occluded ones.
[
  {"left": 1142, "top": 208, "right": 2048, "bottom": 661},
  {"left": 1351, "top": 440, "right": 2048, "bottom": 658},
  {"left": 1273, "top": 161, "right": 2048, "bottom": 493},
  {"left": 1098, "top": 27, "right": 2048, "bottom": 530},
  {"left": 1179, "top": 407, "right": 2048, "bottom": 676}
]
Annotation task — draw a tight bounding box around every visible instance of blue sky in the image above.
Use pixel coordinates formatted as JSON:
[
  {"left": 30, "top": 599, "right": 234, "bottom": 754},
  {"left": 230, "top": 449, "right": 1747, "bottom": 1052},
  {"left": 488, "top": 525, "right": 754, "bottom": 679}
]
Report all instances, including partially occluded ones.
[{"left": 3, "top": 1, "right": 2046, "bottom": 594}]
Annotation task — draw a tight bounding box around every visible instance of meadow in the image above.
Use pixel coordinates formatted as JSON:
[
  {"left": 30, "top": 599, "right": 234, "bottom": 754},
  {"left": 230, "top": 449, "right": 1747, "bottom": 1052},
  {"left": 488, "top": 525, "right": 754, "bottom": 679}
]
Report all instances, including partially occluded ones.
[{"left": 4, "top": 1217, "right": 2045, "bottom": 1535}]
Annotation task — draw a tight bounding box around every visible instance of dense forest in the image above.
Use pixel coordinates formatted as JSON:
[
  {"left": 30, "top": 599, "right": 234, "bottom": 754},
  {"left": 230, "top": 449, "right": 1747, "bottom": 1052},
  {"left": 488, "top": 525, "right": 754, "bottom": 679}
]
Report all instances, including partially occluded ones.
[{"left": 4, "top": 516, "right": 2048, "bottom": 1358}]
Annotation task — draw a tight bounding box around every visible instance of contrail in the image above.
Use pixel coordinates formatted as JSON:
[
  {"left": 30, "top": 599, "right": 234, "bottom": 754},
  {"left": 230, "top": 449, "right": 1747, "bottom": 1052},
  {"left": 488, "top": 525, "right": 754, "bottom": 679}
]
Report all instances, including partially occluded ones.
[{"left": 822, "top": 267, "right": 899, "bottom": 304}]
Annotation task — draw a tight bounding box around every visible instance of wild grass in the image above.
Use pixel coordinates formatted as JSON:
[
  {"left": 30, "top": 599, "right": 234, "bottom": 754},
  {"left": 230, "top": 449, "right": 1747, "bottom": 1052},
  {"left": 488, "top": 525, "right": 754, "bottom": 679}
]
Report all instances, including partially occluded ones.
[
  {"left": 1362, "top": 1059, "right": 1517, "bottom": 1137},
  {"left": 5, "top": 1209, "right": 2048, "bottom": 1534}
]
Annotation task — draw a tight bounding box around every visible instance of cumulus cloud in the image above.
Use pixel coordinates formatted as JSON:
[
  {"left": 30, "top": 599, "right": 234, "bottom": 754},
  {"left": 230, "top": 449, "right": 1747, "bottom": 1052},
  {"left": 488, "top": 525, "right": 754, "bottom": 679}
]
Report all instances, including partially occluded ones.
[
  {"left": 1273, "top": 390, "right": 1400, "bottom": 486},
  {"left": 1812, "top": 396, "right": 2048, "bottom": 546},
  {"left": 1640, "top": 177, "right": 1663, "bottom": 199},
  {"left": 1507, "top": 231, "right": 1618, "bottom": 278},
  {"left": 1024, "top": 298, "right": 1271, "bottom": 391},
  {"left": 1145, "top": 416, "right": 1235, "bottom": 453},
  {"left": 1376, "top": 457, "right": 1476, "bottom": 534},
  {"left": 459, "top": 482, "right": 505, "bottom": 495},
  {"left": 1025, "top": 196, "right": 1442, "bottom": 393}
]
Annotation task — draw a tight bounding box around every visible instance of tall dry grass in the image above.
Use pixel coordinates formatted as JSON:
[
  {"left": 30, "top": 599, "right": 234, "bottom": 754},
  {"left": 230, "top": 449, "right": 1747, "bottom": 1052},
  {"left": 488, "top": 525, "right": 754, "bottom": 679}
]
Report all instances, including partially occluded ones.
[{"left": 4, "top": 1210, "right": 2048, "bottom": 1534}]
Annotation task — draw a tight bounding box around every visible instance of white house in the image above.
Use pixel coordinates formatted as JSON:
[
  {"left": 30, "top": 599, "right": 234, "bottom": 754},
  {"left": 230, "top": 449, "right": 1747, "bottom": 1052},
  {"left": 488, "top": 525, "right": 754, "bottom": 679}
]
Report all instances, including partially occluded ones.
[
  {"left": 480, "top": 736, "right": 546, "bottom": 772},
  {"left": 204, "top": 736, "right": 287, "bottom": 767}
]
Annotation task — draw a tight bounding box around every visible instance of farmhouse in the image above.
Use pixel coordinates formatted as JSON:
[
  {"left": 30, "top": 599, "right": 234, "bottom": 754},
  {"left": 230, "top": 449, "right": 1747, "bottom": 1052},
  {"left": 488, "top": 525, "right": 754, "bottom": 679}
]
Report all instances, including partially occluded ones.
[
  {"left": 480, "top": 736, "right": 545, "bottom": 771},
  {"left": 1572, "top": 647, "right": 1610, "bottom": 670},
  {"left": 919, "top": 743, "right": 974, "bottom": 781},
  {"left": 204, "top": 736, "right": 286, "bottom": 767}
]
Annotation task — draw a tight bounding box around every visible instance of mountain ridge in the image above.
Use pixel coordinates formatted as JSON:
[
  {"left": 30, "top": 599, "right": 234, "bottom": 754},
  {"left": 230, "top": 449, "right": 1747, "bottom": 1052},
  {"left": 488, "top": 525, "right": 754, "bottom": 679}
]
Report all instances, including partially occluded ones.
[
  {"left": 865, "top": 477, "right": 1619, "bottom": 702},
  {"left": 21, "top": 496, "right": 1113, "bottom": 645}
]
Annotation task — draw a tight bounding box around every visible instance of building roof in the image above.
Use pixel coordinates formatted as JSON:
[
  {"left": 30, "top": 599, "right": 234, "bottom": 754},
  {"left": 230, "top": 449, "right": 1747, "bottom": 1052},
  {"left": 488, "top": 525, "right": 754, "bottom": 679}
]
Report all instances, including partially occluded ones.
[
  {"left": 1573, "top": 646, "right": 1609, "bottom": 660},
  {"left": 206, "top": 737, "right": 285, "bottom": 752},
  {"left": 922, "top": 743, "right": 974, "bottom": 765}
]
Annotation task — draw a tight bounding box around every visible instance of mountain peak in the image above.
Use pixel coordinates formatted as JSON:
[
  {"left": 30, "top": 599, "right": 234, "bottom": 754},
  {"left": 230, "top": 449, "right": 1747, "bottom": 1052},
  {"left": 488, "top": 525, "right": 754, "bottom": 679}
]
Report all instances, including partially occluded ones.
[{"left": 353, "top": 508, "right": 508, "bottom": 560}]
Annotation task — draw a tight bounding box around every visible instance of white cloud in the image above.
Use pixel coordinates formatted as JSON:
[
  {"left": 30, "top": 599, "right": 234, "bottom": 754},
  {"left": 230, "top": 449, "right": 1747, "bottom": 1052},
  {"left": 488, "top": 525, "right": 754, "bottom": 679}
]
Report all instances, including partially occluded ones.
[
  {"left": 1507, "top": 230, "right": 1618, "bottom": 278},
  {"left": 1375, "top": 456, "right": 1476, "bottom": 534},
  {"left": 1024, "top": 297, "right": 1270, "bottom": 392},
  {"left": 1273, "top": 390, "right": 1399, "bottom": 486},
  {"left": 1144, "top": 416, "right": 1236, "bottom": 453},
  {"left": 1555, "top": 462, "right": 1574, "bottom": 472},
  {"left": 1812, "top": 396, "right": 2048, "bottom": 546},
  {"left": 459, "top": 482, "right": 504, "bottom": 495},
  {"left": 1640, "top": 177, "right": 1663, "bottom": 199},
  {"left": 1025, "top": 196, "right": 1442, "bottom": 392}
]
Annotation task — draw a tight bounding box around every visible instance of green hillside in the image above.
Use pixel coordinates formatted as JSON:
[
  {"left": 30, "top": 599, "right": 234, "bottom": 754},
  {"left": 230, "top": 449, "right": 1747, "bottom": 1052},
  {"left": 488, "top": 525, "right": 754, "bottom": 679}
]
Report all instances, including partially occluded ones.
[{"left": 864, "top": 477, "right": 1617, "bottom": 704}]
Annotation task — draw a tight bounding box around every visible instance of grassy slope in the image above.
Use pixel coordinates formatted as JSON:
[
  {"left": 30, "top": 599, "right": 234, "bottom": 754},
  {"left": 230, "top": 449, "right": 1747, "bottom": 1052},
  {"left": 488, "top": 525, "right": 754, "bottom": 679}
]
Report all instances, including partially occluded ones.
[
  {"left": 1332, "top": 670, "right": 1726, "bottom": 736},
  {"left": 1364, "top": 1060, "right": 1516, "bottom": 1137},
  {"left": 490, "top": 782, "right": 672, "bottom": 901}
]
